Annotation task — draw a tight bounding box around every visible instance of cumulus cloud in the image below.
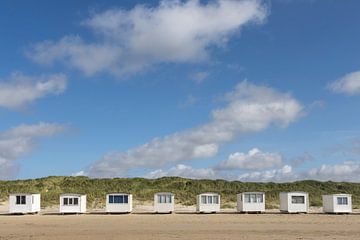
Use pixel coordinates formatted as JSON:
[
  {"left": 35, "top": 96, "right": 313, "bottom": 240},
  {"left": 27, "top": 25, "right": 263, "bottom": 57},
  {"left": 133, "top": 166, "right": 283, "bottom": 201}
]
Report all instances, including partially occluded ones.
[
  {"left": 145, "top": 160, "right": 360, "bottom": 182},
  {"left": 0, "top": 72, "right": 67, "bottom": 110},
  {"left": 27, "top": 0, "right": 268, "bottom": 76},
  {"left": 235, "top": 160, "right": 360, "bottom": 182},
  {"left": 328, "top": 71, "right": 360, "bottom": 95},
  {"left": 307, "top": 161, "right": 360, "bottom": 182},
  {"left": 216, "top": 148, "right": 282, "bottom": 170},
  {"left": 85, "top": 81, "right": 303, "bottom": 177},
  {"left": 237, "top": 165, "right": 294, "bottom": 182},
  {"left": 0, "top": 122, "right": 67, "bottom": 179},
  {"left": 146, "top": 164, "right": 216, "bottom": 179}
]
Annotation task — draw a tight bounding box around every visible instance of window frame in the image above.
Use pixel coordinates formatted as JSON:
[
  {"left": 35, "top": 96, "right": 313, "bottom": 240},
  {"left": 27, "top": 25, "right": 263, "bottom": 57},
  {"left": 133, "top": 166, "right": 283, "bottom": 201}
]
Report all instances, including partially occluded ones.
[
  {"left": 291, "top": 195, "right": 305, "bottom": 204},
  {"left": 63, "top": 197, "right": 80, "bottom": 206},
  {"left": 200, "top": 195, "right": 219, "bottom": 205},
  {"left": 15, "top": 195, "right": 27, "bottom": 205},
  {"left": 337, "top": 197, "right": 348, "bottom": 205},
  {"left": 108, "top": 194, "right": 130, "bottom": 204},
  {"left": 157, "top": 194, "right": 172, "bottom": 204}
]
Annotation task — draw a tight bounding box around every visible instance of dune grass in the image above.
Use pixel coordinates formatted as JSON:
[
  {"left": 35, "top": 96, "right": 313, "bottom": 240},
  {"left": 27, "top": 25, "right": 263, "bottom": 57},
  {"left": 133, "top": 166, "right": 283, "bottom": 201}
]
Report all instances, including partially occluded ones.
[{"left": 0, "top": 176, "right": 359, "bottom": 209}]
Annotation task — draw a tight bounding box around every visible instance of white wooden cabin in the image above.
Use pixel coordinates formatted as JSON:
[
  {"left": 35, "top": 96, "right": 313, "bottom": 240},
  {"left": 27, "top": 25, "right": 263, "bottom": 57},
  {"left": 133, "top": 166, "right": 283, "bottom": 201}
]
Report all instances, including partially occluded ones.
[
  {"left": 196, "top": 193, "right": 220, "bottom": 213},
  {"left": 106, "top": 193, "right": 133, "bottom": 213},
  {"left": 9, "top": 193, "right": 41, "bottom": 214},
  {"left": 59, "top": 194, "right": 86, "bottom": 214},
  {"left": 154, "top": 192, "right": 174, "bottom": 213},
  {"left": 322, "top": 194, "right": 352, "bottom": 213},
  {"left": 280, "top": 192, "right": 309, "bottom": 213},
  {"left": 237, "top": 192, "right": 265, "bottom": 213}
]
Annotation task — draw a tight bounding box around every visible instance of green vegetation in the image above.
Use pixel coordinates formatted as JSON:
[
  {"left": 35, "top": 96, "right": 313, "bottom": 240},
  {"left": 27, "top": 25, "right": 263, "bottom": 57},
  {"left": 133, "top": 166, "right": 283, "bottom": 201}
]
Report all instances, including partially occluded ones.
[{"left": 1, "top": 176, "right": 360, "bottom": 209}]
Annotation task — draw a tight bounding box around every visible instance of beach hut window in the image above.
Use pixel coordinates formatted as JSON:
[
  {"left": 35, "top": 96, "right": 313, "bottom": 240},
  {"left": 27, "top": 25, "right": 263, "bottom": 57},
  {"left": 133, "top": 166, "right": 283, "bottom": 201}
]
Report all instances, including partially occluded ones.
[
  {"left": 256, "top": 194, "right": 263, "bottom": 203},
  {"left": 158, "top": 194, "right": 172, "bottom": 203},
  {"left": 109, "top": 195, "right": 129, "bottom": 204},
  {"left": 63, "top": 197, "right": 79, "bottom": 206},
  {"left": 337, "top": 197, "right": 348, "bottom": 205},
  {"left": 245, "top": 194, "right": 251, "bottom": 203},
  {"left": 244, "top": 194, "right": 263, "bottom": 203},
  {"left": 291, "top": 196, "right": 305, "bottom": 204},
  {"left": 16, "top": 195, "right": 26, "bottom": 205},
  {"left": 201, "top": 195, "right": 218, "bottom": 204},
  {"left": 114, "top": 195, "right": 122, "bottom": 203}
]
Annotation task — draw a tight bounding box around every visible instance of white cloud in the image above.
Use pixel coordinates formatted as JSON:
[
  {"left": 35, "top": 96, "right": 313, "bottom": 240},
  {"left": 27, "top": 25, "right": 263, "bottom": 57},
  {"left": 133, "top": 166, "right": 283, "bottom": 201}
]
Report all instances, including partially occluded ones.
[
  {"left": 216, "top": 148, "right": 283, "bottom": 170},
  {"left": 0, "top": 72, "right": 67, "bottom": 110},
  {"left": 237, "top": 165, "right": 295, "bottom": 182},
  {"left": 144, "top": 160, "right": 360, "bottom": 182},
  {"left": 27, "top": 0, "right": 268, "bottom": 76},
  {"left": 146, "top": 164, "right": 216, "bottom": 179},
  {"left": 307, "top": 161, "right": 360, "bottom": 182},
  {"left": 86, "top": 81, "right": 303, "bottom": 177},
  {"left": 0, "top": 122, "right": 67, "bottom": 180},
  {"left": 236, "top": 160, "right": 360, "bottom": 182},
  {"left": 328, "top": 71, "right": 360, "bottom": 95},
  {"left": 72, "top": 170, "right": 86, "bottom": 177}
]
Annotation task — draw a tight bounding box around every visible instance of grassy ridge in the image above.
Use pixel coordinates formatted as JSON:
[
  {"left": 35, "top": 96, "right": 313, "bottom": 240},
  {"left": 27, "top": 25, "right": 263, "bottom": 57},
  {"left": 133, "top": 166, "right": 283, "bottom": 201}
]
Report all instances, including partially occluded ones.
[{"left": 0, "top": 176, "right": 359, "bottom": 209}]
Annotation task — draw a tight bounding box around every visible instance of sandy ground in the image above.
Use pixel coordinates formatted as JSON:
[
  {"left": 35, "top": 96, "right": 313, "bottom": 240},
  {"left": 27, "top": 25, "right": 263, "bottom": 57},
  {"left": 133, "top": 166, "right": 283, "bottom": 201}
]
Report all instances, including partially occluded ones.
[
  {"left": 1, "top": 213, "right": 360, "bottom": 240},
  {"left": 1, "top": 202, "right": 360, "bottom": 240}
]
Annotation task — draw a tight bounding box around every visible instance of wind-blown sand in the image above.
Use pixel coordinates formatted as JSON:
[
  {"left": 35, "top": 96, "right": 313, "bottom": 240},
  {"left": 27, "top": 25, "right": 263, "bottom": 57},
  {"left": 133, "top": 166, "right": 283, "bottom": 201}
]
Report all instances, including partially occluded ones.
[{"left": 1, "top": 213, "right": 360, "bottom": 240}]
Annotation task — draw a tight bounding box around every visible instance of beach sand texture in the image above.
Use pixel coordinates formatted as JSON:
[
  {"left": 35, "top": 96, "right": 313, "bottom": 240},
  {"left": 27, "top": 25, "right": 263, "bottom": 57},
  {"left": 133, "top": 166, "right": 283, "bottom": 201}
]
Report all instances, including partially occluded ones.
[{"left": 1, "top": 213, "right": 360, "bottom": 240}]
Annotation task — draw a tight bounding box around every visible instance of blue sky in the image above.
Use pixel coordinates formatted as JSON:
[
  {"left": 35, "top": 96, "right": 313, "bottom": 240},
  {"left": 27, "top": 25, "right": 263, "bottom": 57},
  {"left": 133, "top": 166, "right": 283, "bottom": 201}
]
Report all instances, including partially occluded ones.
[{"left": 1, "top": 0, "right": 360, "bottom": 181}]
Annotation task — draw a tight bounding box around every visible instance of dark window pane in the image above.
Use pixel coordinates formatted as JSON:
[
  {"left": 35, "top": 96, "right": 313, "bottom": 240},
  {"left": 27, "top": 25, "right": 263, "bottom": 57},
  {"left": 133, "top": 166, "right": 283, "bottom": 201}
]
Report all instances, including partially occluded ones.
[
  {"left": 21, "top": 196, "right": 26, "bottom": 204},
  {"left": 109, "top": 195, "right": 114, "bottom": 203},
  {"left": 114, "top": 196, "right": 121, "bottom": 203},
  {"left": 64, "top": 198, "right": 68, "bottom": 205},
  {"left": 74, "top": 198, "right": 79, "bottom": 205},
  {"left": 337, "top": 197, "right": 348, "bottom": 205},
  {"left": 119, "top": 195, "right": 124, "bottom": 204},
  {"left": 16, "top": 196, "right": 21, "bottom": 205},
  {"left": 124, "top": 195, "right": 128, "bottom": 204}
]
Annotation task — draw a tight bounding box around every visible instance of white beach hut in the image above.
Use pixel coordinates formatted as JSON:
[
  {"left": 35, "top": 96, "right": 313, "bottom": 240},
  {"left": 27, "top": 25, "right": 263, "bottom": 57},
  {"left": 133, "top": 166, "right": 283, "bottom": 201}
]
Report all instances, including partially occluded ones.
[
  {"left": 196, "top": 193, "right": 220, "bottom": 213},
  {"left": 9, "top": 193, "right": 41, "bottom": 214},
  {"left": 322, "top": 194, "right": 352, "bottom": 214},
  {"left": 59, "top": 194, "right": 86, "bottom": 214},
  {"left": 280, "top": 192, "right": 309, "bottom": 213},
  {"left": 237, "top": 192, "right": 265, "bottom": 213},
  {"left": 106, "top": 193, "right": 133, "bottom": 213},
  {"left": 154, "top": 192, "right": 174, "bottom": 213}
]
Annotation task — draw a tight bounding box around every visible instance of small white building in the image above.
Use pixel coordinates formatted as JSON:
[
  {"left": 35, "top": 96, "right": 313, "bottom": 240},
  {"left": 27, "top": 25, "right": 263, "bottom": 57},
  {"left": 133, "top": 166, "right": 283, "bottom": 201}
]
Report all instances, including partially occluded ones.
[
  {"left": 237, "top": 192, "right": 265, "bottom": 213},
  {"left": 280, "top": 192, "right": 309, "bottom": 213},
  {"left": 59, "top": 194, "right": 86, "bottom": 214},
  {"left": 105, "top": 193, "right": 133, "bottom": 213},
  {"left": 154, "top": 192, "right": 174, "bottom": 213},
  {"left": 322, "top": 194, "right": 352, "bottom": 214},
  {"left": 9, "top": 193, "right": 41, "bottom": 214},
  {"left": 196, "top": 193, "right": 220, "bottom": 213}
]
